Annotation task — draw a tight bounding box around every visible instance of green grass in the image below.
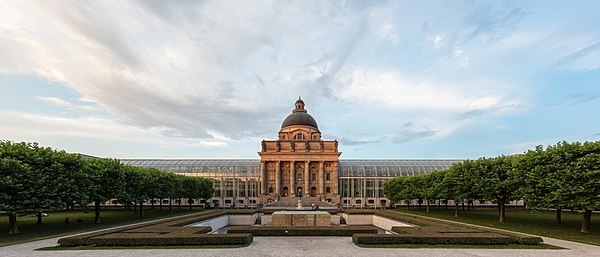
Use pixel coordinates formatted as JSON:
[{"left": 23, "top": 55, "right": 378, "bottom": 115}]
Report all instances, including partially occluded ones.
[
  {"left": 0, "top": 207, "right": 209, "bottom": 247},
  {"left": 37, "top": 244, "right": 250, "bottom": 250},
  {"left": 357, "top": 243, "right": 563, "bottom": 249},
  {"left": 392, "top": 207, "right": 600, "bottom": 246}
]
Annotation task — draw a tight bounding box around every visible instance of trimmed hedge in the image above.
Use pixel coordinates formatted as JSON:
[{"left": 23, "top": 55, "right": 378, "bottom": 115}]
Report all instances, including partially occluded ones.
[
  {"left": 346, "top": 210, "right": 543, "bottom": 245},
  {"left": 352, "top": 233, "right": 543, "bottom": 245},
  {"left": 58, "top": 210, "right": 254, "bottom": 247},
  {"left": 227, "top": 225, "right": 378, "bottom": 236},
  {"left": 59, "top": 234, "right": 253, "bottom": 246}
]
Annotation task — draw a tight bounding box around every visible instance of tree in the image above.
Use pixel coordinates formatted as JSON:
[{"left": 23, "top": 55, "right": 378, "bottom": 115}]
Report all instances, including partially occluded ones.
[
  {"left": 515, "top": 145, "right": 566, "bottom": 224},
  {"left": 566, "top": 142, "right": 600, "bottom": 233},
  {"left": 440, "top": 162, "right": 473, "bottom": 217},
  {"left": 0, "top": 158, "right": 33, "bottom": 234},
  {"left": 181, "top": 176, "right": 213, "bottom": 210},
  {"left": 0, "top": 142, "right": 64, "bottom": 225},
  {"left": 383, "top": 176, "right": 415, "bottom": 209},
  {"left": 477, "top": 156, "right": 520, "bottom": 223},
  {"left": 417, "top": 170, "right": 445, "bottom": 213},
  {"left": 86, "top": 158, "right": 126, "bottom": 223}
]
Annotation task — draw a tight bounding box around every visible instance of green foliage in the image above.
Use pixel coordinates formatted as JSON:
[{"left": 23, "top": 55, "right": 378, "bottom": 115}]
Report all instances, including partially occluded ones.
[
  {"left": 352, "top": 233, "right": 542, "bottom": 245},
  {"left": 57, "top": 210, "right": 251, "bottom": 247},
  {"left": 0, "top": 140, "right": 214, "bottom": 234},
  {"left": 59, "top": 233, "right": 252, "bottom": 246}
]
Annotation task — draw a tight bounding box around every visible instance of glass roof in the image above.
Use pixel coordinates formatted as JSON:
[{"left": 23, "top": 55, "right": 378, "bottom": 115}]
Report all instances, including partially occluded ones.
[{"left": 121, "top": 159, "right": 460, "bottom": 177}]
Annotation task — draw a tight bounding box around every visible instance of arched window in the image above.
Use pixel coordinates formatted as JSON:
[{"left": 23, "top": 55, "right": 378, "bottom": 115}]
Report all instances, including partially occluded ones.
[
  {"left": 268, "top": 187, "right": 273, "bottom": 193},
  {"left": 294, "top": 133, "right": 304, "bottom": 140}
]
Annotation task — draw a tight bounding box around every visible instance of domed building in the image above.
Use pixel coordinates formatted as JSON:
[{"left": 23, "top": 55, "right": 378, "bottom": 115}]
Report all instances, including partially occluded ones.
[
  {"left": 121, "top": 98, "right": 460, "bottom": 209},
  {"left": 258, "top": 97, "right": 342, "bottom": 203}
]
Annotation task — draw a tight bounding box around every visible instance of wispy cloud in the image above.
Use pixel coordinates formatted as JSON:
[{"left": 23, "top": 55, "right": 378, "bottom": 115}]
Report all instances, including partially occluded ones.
[{"left": 38, "top": 96, "right": 97, "bottom": 111}]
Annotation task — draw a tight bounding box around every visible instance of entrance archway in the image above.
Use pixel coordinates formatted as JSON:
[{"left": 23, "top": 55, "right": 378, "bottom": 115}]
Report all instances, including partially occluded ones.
[
  {"left": 310, "top": 186, "right": 317, "bottom": 197},
  {"left": 282, "top": 186, "right": 289, "bottom": 197},
  {"left": 296, "top": 186, "right": 303, "bottom": 197}
]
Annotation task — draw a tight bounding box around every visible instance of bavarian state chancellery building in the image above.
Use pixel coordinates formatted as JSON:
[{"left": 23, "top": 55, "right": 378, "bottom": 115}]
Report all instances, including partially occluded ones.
[{"left": 122, "top": 99, "right": 460, "bottom": 209}]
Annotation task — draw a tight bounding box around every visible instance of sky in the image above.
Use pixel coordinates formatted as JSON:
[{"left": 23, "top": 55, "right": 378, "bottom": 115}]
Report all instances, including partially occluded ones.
[{"left": 1, "top": 0, "right": 600, "bottom": 160}]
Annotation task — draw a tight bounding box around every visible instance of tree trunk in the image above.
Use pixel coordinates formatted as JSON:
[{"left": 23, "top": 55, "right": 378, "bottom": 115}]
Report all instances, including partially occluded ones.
[
  {"left": 555, "top": 208, "right": 562, "bottom": 224},
  {"left": 189, "top": 198, "right": 193, "bottom": 211},
  {"left": 139, "top": 202, "right": 144, "bottom": 218},
  {"left": 9, "top": 214, "right": 19, "bottom": 234},
  {"left": 580, "top": 210, "right": 592, "bottom": 234},
  {"left": 37, "top": 212, "right": 43, "bottom": 225},
  {"left": 438, "top": 199, "right": 441, "bottom": 209},
  {"left": 94, "top": 200, "right": 101, "bottom": 224},
  {"left": 134, "top": 202, "right": 137, "bottom": 213},
  {"left": 454, "top": 202, "right": 459, "bottom": 217},
  {"left": 418, "top": 200, "right": 422, "bottom": 209},
  {"left": 178, "top": 198, "right": 181, "bottom": 209},
  {"left": 498, "top": 198, "right": 506, "bottom": 223},
  {"left": 169, "top": 198, "right": 173, "bottom": 213},
  {"left": 159, "top": 198, "right": 163, "bottom": 210},
  {"left": 426, "top": 199, "right": 430, "bottom": 213},
  {"left": 151, "top": 199, "right": 155, "bottom": 210},
  {"left": 445, "top": 200, "right": 448, "bottom": 209},
  {"left": 462, "top": 200, "right": 465, "bottom": 212}
]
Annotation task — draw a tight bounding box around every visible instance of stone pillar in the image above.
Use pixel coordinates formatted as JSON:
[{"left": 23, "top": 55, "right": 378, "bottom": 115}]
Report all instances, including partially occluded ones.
[
  {"left": 304, "top": 161, "right": 310, "bottom": 196},
  {"left": 244, "top": 179, "right": 248, "bottom": 199},
  {"left": 275, "top": 161, "right": 281, "bottom": 196},
  {"left": 260, "top": 161, "right": 267, "bottom": 195},
  {"left": 319, "top": 161, "right": 324, "bottom": 195},
  {"left": 290, "top": 161, "right": 295, "bottom": 196}
]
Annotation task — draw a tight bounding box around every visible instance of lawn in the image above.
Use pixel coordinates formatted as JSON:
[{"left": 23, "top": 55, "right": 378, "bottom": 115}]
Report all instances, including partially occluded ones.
[
  {"left": 393, "top": 207, "right": 600, "bottom": 246},
  {"left": 0, "top": 207, "right": 210, "bottom": 246}
]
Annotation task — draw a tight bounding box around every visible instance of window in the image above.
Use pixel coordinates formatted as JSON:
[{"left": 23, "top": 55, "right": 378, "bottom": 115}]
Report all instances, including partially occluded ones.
[
  {"left": 225, "top": 200, "right": 232, "bottom": 204},
  {"left": 294, "top": 134, "right": 305, "bottom": 140},
  {"left": 268, "top": 187, "right": 273, "bottom": 193},
  {"left": 326, "top": 187, "right": 331, "bottom": 193},
  {"left": 356, "top": 199, "right": 362, "bottom": 204},
  {"left": 326, "top": 172, "right": 331, "bottom": 180},
  {"left": 368, "top": 199, "right": 375, "bottom": 204},
  {"left": 311, "top": 172, "right": 316, "bottom": 181},
  {"left": 238, "top": 199, "right": 244, "bottom": 204}
]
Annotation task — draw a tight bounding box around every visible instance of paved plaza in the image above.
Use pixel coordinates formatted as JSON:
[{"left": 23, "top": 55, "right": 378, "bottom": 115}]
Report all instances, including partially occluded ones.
[{"left": 3, "top": 233, "right": 600, "bottom": 257}]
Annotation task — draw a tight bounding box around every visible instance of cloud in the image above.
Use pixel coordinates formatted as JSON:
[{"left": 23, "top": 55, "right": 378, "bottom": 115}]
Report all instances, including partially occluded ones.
[
  {"left": 565, "top": 92, "right": 600, "bottom": 105},
  {"left": 338, "top": 137, "right": 381, "bottom": 146},
  {"left": 37, "top": 96, "right": 97, "bottom": 111},
  {"left": 390, "top": 128, "right": 438, "bottom": 144},
  {"left": 1, "top": 1, "right": 599, "bottom": 157}
]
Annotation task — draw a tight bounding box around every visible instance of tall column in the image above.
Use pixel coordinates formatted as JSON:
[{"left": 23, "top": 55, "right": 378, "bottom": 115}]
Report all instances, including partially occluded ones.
[
  {"left": 290, "top": 161, "right": 295, "bottom": 196},
  {"left": 304, "top": 161, "right": 310, "bottom": 196},
  {"left": 319, "top": 161, "right": 324, "bottom": 195},
  {"left": 275, "top": 161, "right": 281, "bottom": 196},
  {"left": 260, "top": 161, "right": 267, "bottom": 195}
]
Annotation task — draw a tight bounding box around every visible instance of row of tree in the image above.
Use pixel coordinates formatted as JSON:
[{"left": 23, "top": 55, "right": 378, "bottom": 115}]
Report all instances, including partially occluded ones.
[
  {"left": 0, "top": 141, "right": 213, "bottom": 234},
  {"left": 383, "top": 141, "right": 600, "bottom": 234}
]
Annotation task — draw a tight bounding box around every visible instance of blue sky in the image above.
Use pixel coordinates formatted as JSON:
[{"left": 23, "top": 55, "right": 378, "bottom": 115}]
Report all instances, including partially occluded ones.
[{"left": 1, "top": 1, "right": 599, "bottom": 159}]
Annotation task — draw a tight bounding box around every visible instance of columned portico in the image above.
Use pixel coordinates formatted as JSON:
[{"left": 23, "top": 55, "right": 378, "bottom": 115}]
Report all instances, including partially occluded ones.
[
  {"left": 258, "top": 98, "right": 341, "bottom": 204},
  {"left": 290, "top": 161, "right": 295, "bottom": 196},
  {"left": 275, "top": 161, "right": 281, "bottom": 196},
  {"left": 304, "top": 161, "right": 310, "bottom": 194}
]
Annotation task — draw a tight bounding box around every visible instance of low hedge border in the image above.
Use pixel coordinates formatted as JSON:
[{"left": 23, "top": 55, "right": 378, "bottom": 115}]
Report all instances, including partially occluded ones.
[
  {"left": 352, "top": 233, "right": 542, "bottom": 245},
  {"left": 58, "top": 210, "right": 255, "bottom": 247},
  {"left": 60, "top": 234, "right": 253, "bottom": 246},
  {"left": 227, "top": 225, "right": 379, "bottom": 236},
  {"left": 347, "top": 210, "right": 542, "bottom": 245}
]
